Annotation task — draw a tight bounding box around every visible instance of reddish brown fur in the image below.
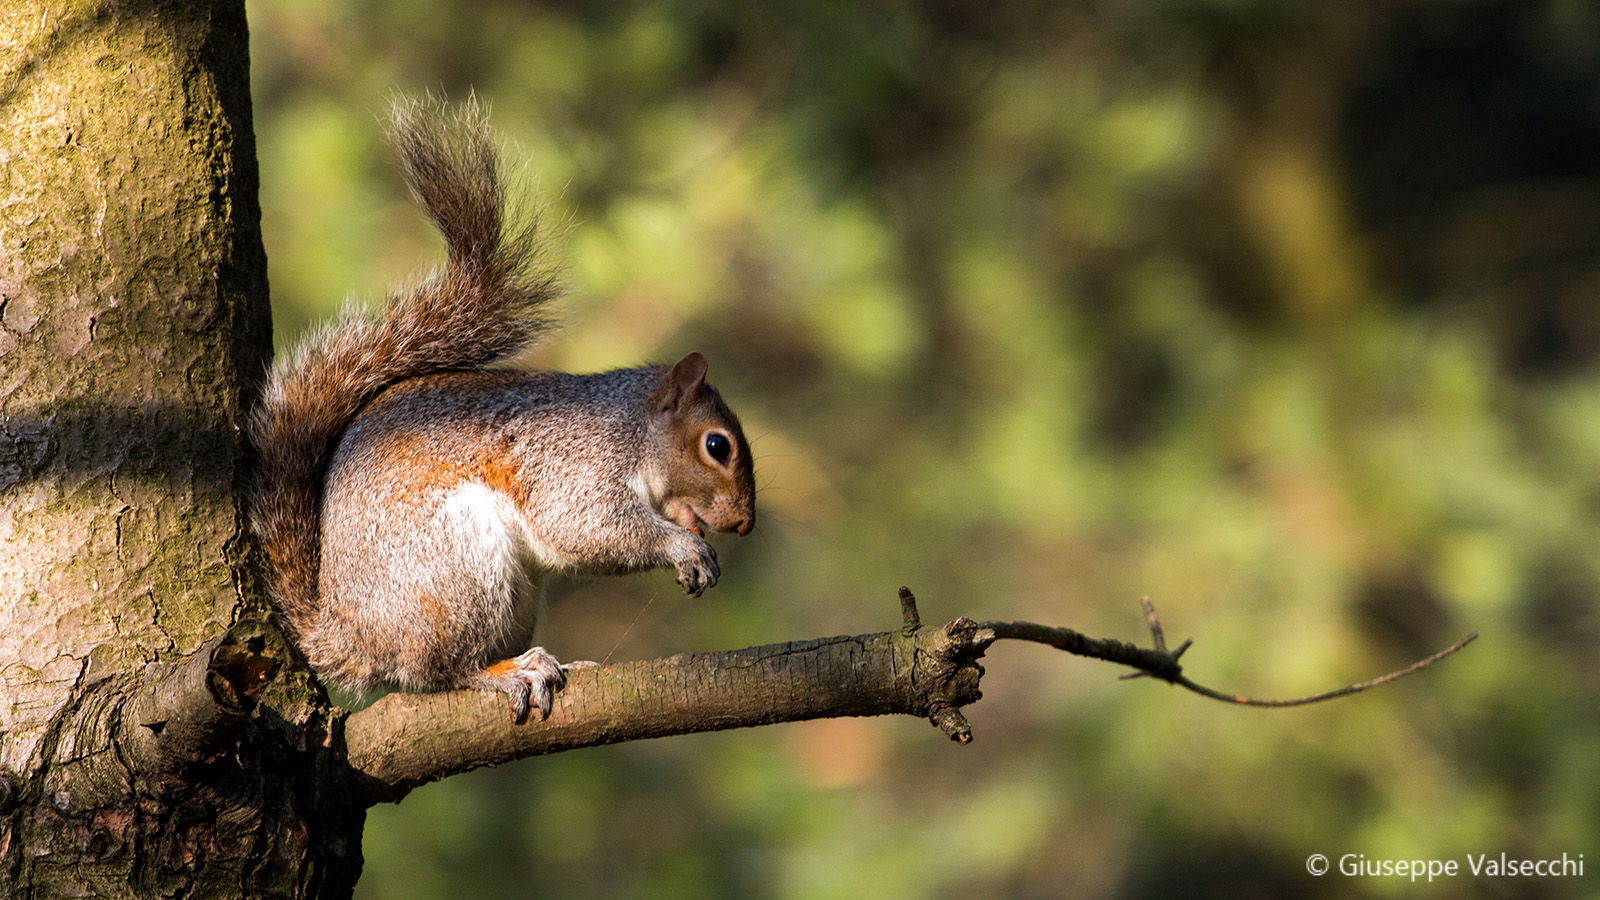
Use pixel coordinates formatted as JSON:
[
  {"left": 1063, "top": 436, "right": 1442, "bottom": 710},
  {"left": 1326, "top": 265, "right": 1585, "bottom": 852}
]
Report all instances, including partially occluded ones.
[
  {"left": 481, "top": 659, "right": 519, "bottom": 679},
  {"left": 473, "top": 442, "right": 527, "bottom": 503},
  {"left": 249, "top": 99, "right": 560, "bottom": 644}
]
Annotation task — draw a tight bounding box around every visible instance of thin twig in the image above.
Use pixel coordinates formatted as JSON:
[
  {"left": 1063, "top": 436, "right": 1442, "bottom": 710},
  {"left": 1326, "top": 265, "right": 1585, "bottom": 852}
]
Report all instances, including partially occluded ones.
[
  {"left": 1140, "top": 595, "right": 1167, "bottom": 653},
  {"left": 981, "top": 597, "right": 1477, "bottom": 708},
  {"left": 1120, "top": 596, "right": 1194, "bottom": 680},
  {"left": 898, "top": 586, "right": 922, "bottom": 634},
  {"left": 1168, "top": 632, "right": 1478, "bottom": 707}
]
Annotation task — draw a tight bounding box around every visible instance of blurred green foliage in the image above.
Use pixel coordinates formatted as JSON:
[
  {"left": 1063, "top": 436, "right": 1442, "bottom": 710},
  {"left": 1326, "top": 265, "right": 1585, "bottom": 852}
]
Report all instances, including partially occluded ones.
[{"left": 248, "top": 0, "right": 1600, "bottom": 897}]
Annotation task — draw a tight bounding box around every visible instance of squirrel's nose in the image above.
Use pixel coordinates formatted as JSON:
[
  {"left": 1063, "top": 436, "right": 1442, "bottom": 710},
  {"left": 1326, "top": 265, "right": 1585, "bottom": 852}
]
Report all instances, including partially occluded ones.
[{"left": 714, "top": 507, "right": 754, "bottom": 536}]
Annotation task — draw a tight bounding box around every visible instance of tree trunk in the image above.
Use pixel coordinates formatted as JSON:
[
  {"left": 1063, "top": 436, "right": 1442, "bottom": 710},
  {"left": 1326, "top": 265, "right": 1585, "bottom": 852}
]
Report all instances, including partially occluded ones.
[{"left": 1, "top": 1, "right": 364, "bottom": 895}]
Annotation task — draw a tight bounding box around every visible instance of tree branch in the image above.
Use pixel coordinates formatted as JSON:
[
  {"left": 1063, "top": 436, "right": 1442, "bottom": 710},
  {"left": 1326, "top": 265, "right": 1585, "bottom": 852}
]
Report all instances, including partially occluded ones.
[
  {"left": 340, "top": 591, "right": 1477, "bottom": 805},
  {"left": 118, "top": 619, "right": 287, "bottom": 779},
  {"left": 343, "top": 616, "right": 988, "bottom": 804}
]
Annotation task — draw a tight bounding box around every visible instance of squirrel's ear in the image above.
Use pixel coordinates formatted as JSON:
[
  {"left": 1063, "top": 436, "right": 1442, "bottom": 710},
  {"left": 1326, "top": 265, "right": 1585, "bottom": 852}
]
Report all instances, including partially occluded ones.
[{"left": 652, "top": 351, "right": 709, "bottom": 414}]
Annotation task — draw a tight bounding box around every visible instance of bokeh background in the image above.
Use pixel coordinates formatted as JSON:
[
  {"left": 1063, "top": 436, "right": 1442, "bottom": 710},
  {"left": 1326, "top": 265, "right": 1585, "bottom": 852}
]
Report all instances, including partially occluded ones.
[{"left": 247, "top": 1, "right": 1600, "bottom": 897}]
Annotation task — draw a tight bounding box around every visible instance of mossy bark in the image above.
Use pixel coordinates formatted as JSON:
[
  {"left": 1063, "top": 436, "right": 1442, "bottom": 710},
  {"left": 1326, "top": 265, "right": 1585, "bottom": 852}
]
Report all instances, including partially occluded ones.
[
  {"left": 0, "top": 0, "right": 265, "bottom": 775},
  {"left": 0, "top": 2, "right": 363, "bottom": 896}
]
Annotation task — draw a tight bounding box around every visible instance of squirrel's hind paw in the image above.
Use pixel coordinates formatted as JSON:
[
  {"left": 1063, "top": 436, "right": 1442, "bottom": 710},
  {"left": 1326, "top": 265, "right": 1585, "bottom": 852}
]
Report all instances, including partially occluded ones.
[{"left": 471, "top": 647, "right": 568, "bottom": 724}]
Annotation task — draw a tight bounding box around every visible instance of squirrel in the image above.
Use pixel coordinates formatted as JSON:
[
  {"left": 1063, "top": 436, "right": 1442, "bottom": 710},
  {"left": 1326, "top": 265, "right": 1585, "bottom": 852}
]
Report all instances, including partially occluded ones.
[{"left": 248, "top": 98, "right": 756, "bottom": 723}]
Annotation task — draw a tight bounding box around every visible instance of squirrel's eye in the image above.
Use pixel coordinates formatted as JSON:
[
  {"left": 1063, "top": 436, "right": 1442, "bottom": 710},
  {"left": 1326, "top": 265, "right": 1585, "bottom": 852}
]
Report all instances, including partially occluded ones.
[{"left": 704, "top": 432, "right": 732, "bottom": 464}]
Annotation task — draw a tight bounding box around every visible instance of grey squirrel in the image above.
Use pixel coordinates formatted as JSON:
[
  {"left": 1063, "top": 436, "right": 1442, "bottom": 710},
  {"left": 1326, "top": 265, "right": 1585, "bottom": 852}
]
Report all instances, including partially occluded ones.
[{"left": 249, "top": 99, "right": 756, "bottom": 722}]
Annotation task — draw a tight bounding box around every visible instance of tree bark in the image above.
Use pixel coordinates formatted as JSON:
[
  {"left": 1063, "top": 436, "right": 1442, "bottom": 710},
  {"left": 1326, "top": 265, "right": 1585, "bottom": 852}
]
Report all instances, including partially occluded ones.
[
  {"left": 1, "top": 1, "right": 364, "bottom": 896},
  {"left": 345, "top": 620, "right": 990, "bottom": 804}
]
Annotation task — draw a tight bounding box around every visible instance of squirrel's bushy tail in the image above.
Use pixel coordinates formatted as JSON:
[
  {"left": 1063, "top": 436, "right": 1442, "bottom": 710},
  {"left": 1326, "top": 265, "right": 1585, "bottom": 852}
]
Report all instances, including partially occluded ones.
[{"left": 249, "top": 96, "right": 561, "bottom": 637}]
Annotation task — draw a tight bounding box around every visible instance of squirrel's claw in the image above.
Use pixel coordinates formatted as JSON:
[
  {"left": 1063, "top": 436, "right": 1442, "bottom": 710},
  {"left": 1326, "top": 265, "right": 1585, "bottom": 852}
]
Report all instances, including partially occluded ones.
[
  {"left": 667, "top": 526, "right": 720, "bottom": 596},
  {"left": 471, "top": 646, "right": 567, "bottom": 724},
  {"left": 675, "top": 541, "right": 720, "bottom": 597}
]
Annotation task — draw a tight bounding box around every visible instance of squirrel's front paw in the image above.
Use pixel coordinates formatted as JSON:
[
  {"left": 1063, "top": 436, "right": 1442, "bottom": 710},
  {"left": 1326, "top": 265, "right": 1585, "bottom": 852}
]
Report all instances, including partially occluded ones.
[{"left": 670, "top": 534, "right": 720, "bottom": 597}]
